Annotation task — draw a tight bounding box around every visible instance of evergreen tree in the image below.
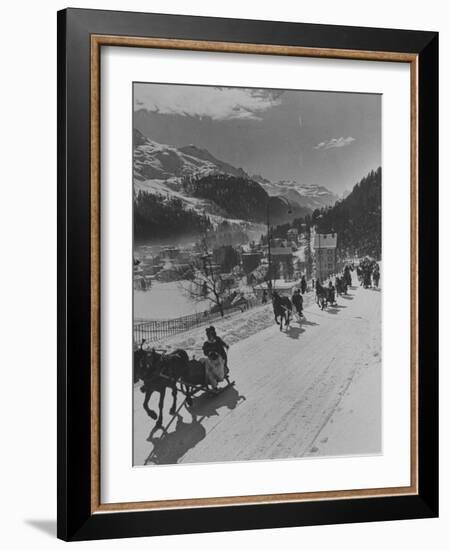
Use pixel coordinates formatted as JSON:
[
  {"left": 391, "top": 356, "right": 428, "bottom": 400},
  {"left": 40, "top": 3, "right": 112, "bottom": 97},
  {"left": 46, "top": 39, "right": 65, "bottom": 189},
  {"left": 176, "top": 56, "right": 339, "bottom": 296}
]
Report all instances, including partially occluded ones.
[
  {"left": 134, "top": 190, "right": 212, "bottom": 241},
  {"left": 314, "top": 167, "right": 381, "bottom": 259}
]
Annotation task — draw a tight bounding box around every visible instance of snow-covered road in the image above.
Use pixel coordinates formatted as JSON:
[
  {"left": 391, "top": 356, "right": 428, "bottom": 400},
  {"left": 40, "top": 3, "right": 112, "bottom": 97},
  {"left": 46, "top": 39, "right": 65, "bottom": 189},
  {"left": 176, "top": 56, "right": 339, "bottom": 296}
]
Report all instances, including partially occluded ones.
[{"left": 133, "top": 284, "right": 381, "bottom": 466}]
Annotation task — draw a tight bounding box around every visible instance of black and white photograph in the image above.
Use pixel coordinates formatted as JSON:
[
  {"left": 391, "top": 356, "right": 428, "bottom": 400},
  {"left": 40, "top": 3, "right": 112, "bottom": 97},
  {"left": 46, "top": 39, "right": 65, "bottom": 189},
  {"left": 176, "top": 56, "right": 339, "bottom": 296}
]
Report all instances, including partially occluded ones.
[
  {"left": 0, "top": 0, "right": 443, "bottom": 545},
  {"left": 132, "top": 82, "right": 382, "bottom": 466}
]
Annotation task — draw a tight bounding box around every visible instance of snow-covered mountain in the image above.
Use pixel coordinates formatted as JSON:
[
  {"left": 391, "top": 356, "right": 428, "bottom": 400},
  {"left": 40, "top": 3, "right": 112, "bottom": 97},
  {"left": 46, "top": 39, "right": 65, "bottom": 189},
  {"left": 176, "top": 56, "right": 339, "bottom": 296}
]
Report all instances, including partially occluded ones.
[
  {"left": 253, "top": 178, "right": 339, "bottom": 211},
  {"left": 134, "top": 128, "right": 247, "bottom": 182},
  {"left": 134, "top": 129, "right": 338, "bottom": 213}
]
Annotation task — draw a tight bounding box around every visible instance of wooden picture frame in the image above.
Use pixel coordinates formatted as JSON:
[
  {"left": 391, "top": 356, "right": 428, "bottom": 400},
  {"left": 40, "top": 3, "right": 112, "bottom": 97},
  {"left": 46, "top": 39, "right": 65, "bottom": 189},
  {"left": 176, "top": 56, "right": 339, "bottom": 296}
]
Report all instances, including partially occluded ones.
[{"left": 57, "top": 8, "right": 438, "bottom": 541}]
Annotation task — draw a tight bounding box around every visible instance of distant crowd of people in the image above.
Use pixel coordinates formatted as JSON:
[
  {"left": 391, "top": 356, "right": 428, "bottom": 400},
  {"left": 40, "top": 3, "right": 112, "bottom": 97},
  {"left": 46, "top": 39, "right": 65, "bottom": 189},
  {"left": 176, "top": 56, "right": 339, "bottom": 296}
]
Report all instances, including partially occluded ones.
[
  {"left": 356, "top": 258, "right": 380, "bottom": 288},
  {"left": 260, "top": 258, "right": 380, "bottom": 316}
]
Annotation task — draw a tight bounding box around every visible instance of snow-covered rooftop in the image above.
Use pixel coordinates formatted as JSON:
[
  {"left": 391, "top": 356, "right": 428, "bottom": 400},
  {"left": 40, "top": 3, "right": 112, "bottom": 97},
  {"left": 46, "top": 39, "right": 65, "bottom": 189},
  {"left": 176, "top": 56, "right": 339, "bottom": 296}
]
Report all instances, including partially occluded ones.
[{"left": 313, "top": 233, "right": 337, "bottom": 249}]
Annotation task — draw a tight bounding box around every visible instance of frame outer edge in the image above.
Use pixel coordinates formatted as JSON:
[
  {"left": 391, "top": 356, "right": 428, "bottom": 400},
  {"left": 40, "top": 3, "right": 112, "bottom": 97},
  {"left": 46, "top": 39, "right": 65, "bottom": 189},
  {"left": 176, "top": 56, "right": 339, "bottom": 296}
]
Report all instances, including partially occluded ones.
[
  {"left": 57, "top": 8, "right": 439, "bottom": 539},
  {"left": 90, "top": 34, "right": 420, "bottom": 514},
  {"left": 417, "top": 32, "right": 439, "bottom": 516},
  {"left": 57, "top": 8, "right": 68, "bottom": 542}
]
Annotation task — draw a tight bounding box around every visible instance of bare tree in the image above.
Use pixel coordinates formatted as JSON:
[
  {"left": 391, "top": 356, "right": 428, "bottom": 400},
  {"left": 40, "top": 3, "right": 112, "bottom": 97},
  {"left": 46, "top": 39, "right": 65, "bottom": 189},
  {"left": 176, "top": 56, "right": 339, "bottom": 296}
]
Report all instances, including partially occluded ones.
[{"left": 179, "top": 237, "right": 227, "bottom": 317}]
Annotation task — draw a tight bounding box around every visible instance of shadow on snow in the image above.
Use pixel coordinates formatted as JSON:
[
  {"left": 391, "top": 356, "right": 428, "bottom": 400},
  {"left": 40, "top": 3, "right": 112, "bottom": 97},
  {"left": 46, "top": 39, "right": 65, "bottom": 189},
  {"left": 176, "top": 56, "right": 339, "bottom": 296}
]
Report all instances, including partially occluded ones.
[{"left": 144, "top": 385, "right": 245, "bottom": 465}]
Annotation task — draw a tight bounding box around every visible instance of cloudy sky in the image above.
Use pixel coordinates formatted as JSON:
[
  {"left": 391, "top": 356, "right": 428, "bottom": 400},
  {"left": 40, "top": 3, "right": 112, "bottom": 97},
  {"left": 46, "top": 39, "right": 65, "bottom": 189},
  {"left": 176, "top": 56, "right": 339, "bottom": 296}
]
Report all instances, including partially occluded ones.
[{"left": 134, "top": 83, "right": 381, "bottom": 195}]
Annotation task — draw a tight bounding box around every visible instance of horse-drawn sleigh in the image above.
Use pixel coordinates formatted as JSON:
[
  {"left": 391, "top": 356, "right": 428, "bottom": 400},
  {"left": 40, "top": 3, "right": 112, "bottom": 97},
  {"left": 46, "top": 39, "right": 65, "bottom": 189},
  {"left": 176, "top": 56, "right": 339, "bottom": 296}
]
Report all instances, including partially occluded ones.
[
  {"left": 271, "top": 290, "right": 304, "bottom": 331},
  {"left": 315, "top": 282, "right": 337, "bottom": 310},
  {"left": 134, "top": 341, "right": 235, "bottom": 428}
]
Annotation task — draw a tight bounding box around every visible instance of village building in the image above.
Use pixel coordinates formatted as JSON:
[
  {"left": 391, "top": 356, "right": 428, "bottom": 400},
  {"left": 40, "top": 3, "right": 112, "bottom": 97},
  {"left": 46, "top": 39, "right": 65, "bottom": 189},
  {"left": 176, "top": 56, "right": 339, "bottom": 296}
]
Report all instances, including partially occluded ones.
[
  {"left": 246, "top": 264, "right": 268, "bottom": 286},
  {"left": 287, "top": 227, "right": 299, "bottom": 244},
  {"left": 156, "top": 261, "right": 191, "bottom": 282},
  {"left": 218, "top": 273, "right": 237, "bottom": 292},
  {"left": 270, "top": 246, "right": 294, "bottom": 280},
  {"left": 241, "top": 252, "right": 262, "bottom": 274},
  {"left": 312, "top": 231, "right": 338, "bottom": 281},
  {"left": 160, "top": 246, "right": 181, "bottom": 261}
]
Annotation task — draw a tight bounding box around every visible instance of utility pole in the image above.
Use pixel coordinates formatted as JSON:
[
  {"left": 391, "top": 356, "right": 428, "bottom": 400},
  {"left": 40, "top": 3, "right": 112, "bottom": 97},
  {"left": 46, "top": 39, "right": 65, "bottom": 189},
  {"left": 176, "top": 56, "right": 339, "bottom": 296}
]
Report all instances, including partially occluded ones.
[
  {"left": 266, "top": 200, "right": 272, "bottom": 295},
  {"left": 265, "top": 196, "right": 292, "bottom": 295},
  {"left": 318, "top": 231, "right": 321, "bottom": 282}
]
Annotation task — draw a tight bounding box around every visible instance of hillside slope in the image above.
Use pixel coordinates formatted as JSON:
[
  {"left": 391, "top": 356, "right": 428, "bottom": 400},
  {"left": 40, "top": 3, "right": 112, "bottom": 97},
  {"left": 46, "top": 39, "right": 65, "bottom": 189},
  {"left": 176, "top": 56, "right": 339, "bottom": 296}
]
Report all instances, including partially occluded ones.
[{"left": 315, "top": 167, "right": 382, "bottom": 258}]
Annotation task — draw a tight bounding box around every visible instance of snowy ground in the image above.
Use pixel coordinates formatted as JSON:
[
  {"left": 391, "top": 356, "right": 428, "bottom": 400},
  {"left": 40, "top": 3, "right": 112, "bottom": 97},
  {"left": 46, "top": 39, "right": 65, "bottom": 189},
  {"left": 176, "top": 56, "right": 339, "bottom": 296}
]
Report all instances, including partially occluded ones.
[
  {"left": 134, "top": 281, "right": 211, "bottom": 320},
  {"left": 133, "top": 283, "right": 381, "bottom": 465}
]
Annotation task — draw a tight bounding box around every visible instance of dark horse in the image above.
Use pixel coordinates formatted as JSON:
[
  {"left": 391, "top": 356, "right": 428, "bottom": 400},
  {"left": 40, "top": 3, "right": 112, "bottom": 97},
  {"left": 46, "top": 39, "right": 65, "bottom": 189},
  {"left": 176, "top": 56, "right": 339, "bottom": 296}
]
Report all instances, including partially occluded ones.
[
  {"left": 135, "top": 343, "right": 230, "bottom": 427},
  {"left": 272, "top": 291, "right": 292, "bottom": 331},
  {"left": 134, "top": 345, "right": 189, "bottom": 428}
]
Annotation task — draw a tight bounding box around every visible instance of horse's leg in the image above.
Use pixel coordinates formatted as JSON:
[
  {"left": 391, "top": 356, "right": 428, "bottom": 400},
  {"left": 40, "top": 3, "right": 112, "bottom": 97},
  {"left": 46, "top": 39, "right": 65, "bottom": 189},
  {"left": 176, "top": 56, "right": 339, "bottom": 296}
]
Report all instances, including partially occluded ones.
[
  {"left": 274, "top": 313, "right": 280, "bottom": 325},
  {"left": 155, "top": 387, "right": 166, "bottom": 428},
  {"left": 224, "top": 368, "right": 231, "bottom": 384},
  {"left": 169, "top": 383, "right": 177, "bottom": 415},
  {"left": 143, "top": 390, "right": 157, "bottom": 420},
  {"left": 279, "top": 313, "right": 283, "bottom": 331},
  {"left": 186, "top": 386, "right": 193, "bottom": 407}
]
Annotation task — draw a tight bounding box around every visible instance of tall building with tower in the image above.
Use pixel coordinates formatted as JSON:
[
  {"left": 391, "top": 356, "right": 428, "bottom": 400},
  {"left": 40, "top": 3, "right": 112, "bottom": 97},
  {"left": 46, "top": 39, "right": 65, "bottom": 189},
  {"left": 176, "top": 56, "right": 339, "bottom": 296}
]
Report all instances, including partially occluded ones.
[{"left": 312, "top": 229, "right": 337, "bottom": 281}]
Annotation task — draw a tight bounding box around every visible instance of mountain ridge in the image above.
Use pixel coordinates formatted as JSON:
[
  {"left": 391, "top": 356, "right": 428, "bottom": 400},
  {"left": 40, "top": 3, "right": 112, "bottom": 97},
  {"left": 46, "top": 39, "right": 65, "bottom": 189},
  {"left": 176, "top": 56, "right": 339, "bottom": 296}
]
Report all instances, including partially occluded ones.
[
  {"left": 134, "top": 129, "right": 338, "bottom": 210},
  {"left": 314, "top": 167, "right": 382, "bottom": 258}
]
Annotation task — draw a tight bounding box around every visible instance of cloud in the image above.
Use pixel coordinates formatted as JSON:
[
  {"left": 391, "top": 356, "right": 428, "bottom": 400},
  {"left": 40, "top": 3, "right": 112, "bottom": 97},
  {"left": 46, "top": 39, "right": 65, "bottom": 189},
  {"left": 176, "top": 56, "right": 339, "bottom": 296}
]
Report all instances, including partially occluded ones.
[
  {"left": 313, "top": 136, "right": 356, "bottom": 150},
  {"left": 134, "top": 84, "right": 283, "bottom": 121}
]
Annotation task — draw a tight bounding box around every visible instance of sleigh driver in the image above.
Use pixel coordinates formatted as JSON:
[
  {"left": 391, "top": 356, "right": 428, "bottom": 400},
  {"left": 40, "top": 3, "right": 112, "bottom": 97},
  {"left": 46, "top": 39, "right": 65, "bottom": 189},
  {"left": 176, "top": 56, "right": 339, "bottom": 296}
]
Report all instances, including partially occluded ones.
[
  {"left": 292, "top": 288, "right": 304, "bottom": 320},
  {"left": 201, "top": 326, "right": 230, "bottom": 389}
]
